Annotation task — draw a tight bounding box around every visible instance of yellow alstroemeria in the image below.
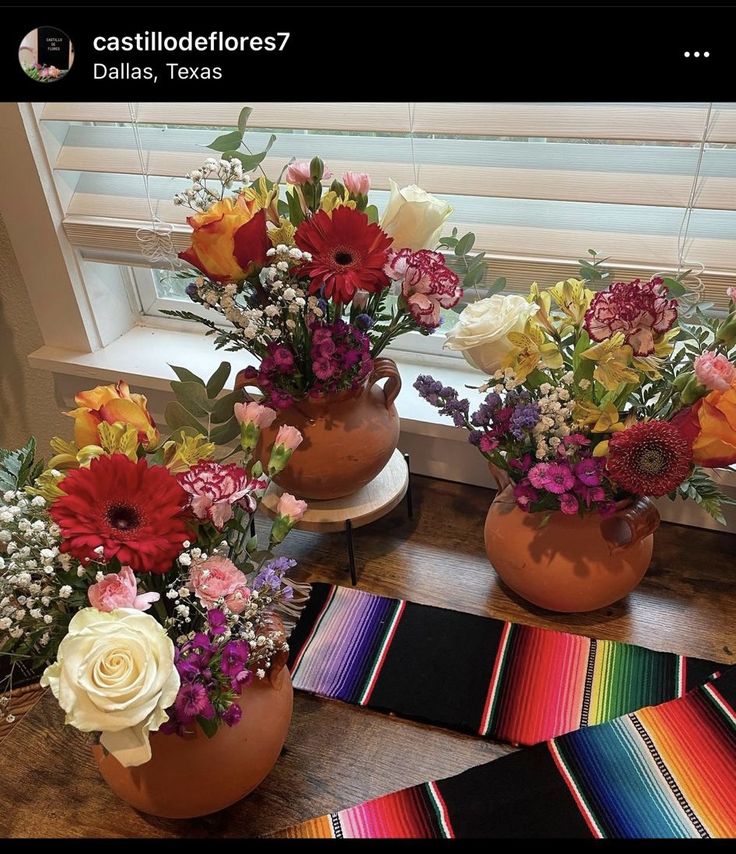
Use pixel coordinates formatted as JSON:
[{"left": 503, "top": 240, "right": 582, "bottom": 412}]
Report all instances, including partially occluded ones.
[
  {"left": 240, "top": 176, "right": 279, "bottom": 225},
  {"left": 547, "top": 278, "right": 595, "bottom": 325},
  {"left": 46, "top": 437, "right": 104, "bottom": 471},
  {"left": 632, "top": 327, "right": 680, "bottom": 379},
  {"left": 97, "top": 422, "right": 140, "bottom": 461},
  {"left": 505, "top": 323, "right": 563, "bottom": 381},
  {"left": 580, "top": 333, "right": 640, "bottom": 392},
  {"left": 572, "top": 398, "right": 625, "bottom": 434},
  {"left": 162, "top": 433, "right": 216, "bottom": 474},
  {"left": 528, "top": 282, "right": 557, "bottom": 336},
  {"left": 267, "top": 216, "right": 297, "bottom": 248},
  {"left": 25, "top": 469, "right": 66, "bottom": 503},
  {"left": 319, "top": 189, "right": 357, "bottom": 214}
]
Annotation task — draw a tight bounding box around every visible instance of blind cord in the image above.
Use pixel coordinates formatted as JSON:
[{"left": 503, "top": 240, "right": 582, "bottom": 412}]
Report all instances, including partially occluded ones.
[{"left": 407, "top": 102, "right": 418, "bottom": 185}]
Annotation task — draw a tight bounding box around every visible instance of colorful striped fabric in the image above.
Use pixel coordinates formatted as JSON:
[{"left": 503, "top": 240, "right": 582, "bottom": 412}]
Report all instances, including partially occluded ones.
[
  {"left": 289, "top": 583, "right": 721, "bottom": 746},
  {"left": 277, "top": 667, "right": 736, "bottom": 839}
]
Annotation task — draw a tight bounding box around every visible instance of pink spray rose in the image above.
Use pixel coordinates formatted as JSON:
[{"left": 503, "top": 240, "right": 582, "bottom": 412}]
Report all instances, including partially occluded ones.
[
  {"left": 385, "top": 249, "right": 462, "bottom": 328},
  {"left": 584, "top": 277, "right": 678, "bottom": 356},
  {"left": 694, "top": 352, "right": 736, "bottom": 391},
  {"left": 178, "top": 461, "right": 266, "bottom": 529},
  {"left": 285, "top": 160, "right": 332, "bottom": 186},
  {"left": 189, "top": 555, "right": 250, "bottom": 613},
  {"left": 233, "top": 401, "right": 277, "bottom": 429},
  {"left": 274, "top": 425, "right": 303, "bottom": 452},
  {"left": 88, "top": 566, "right": 160, "bottom": 612},
  {"left": 276, "top": 492, "right": 308, "bottom": 523},
  {"left": 343, "top": 171, "right": 371, "bottom": 196}
]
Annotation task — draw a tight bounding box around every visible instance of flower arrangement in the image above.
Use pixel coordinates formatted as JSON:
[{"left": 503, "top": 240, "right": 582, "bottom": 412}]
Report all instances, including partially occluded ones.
[
  {"left": 21, "top": 62, "right": 66, "bottom": 81},
  {"left": 416, "top": 258, "right": 736, "bottom": 523},
  {"left": 166, "top": 106, "right": 480, "bottom": 410},
  {"left": 0, "top": 363, "right": 307, "bottom": 766}
]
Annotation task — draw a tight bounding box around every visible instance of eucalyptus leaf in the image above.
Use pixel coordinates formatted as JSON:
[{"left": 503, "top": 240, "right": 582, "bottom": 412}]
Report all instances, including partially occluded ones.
[
  {"left": 207, "top": 130, "right": 244, "bottom": 153},
  {"left": 171, "top": 381, "right": 214, "bottom": 416},
  {"left": 165, "top": 401, "right": 206, "bottom": 435},
  {"left": 485, "top": 277, "right": 507, "bottom": 297},
  {"left": 209, "top": 417, "right": 240, "bottom": 445},
  {"left": 225, "top": 134, "right": 276, "bottom": 171},
  {"left": 237, "top": 106, "right": 253, "bottom": 134},
  {"left": 661, "top": 277, "right": 688, "bottom": 298},
  {"left": 206, "top": 361, "right": 231, "bottom": 398},
  {"left": 212, "top": 388, "right": 244, "bottom": 423},
  {"left": 437, "top": 237, "right": 458, "bottom": 248},
  {"left": 454, "top": 232, "right": 475, "bottom": 257},
  {"left": 170, "top": 365, "right": 205, "bottom": 386}
]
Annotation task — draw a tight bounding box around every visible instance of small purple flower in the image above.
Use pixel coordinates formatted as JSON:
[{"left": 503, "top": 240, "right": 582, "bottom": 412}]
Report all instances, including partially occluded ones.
[
  {"left": 543, "top": 463, "right": 576, "bottom": 495},
  {"left": 355, "top": 313, "right": 374, "bottom": 330},
  {"left": 231, "top": 668, "right": 253, "bottom": 695},
  {"left": 222, "top": 702, "right": 243, "bottom": 727},
  {"left": 575, "top": 458, "right": 601, "bottom": 487},
  {"left": 509, "top": 402, "right": 540, "bottom": 439},
  {"left": 559, "top": 493, "right": 579, "bottom": 515},
  {"left": 317, "top": 338, "right": 337, "bottom": 358},
  {"left": 174, "top": 681, "right": 215, "bottom": 723},
  {"left": 479, "top": 434, "right": 499, "bottom": 453},
  {"left": 575, "top": 483, "right": 607, "bottom": 507},
  {"left": 311, "top": 325, "right": 333, "bottom": 345},
  {"left": 313, "top": 358, "right": 335, "bottom": 380},
  {"left": 207, "top": 608, "right": 227, "bottom": 636},
  {"left": 509, "top": 454, "right": 533, "bottom": 474},
  {"left": 528, "top": 463, "right": 551, "bottom": 489},
  {"left": 272, "top": 346, "right": 295, "bottom": 372},
  {"left": 220, "top": 640, "right": 250, "bottom": 677},
  {"left": 513, "top": 479, "right": 539, "bottom": 512},
  {"left": 468, "top": 430, "right": 483, "bottom": 446}
]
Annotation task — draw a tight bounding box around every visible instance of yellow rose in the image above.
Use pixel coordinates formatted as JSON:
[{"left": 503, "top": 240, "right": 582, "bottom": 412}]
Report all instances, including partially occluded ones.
[
  {"left": 380, "top": 180, "right": 452, "bottom": 251},
  {"left": 66, "top": 380, "right": 158, "bottom": 449},
  {"left": 178, "top": 195, "right": 270, "bottom": 282}
]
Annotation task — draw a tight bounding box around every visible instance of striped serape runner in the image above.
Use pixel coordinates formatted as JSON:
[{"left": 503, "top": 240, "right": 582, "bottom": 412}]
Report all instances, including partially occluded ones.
[
  {"left": 278, "top": 665, "right": 736, "bottom": 838},
  {"left": 288, "top": 583, "right": 721, "bottom": 746}
]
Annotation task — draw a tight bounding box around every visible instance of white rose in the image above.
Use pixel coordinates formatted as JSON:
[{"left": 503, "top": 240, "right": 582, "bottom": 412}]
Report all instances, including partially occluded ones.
[
  {"left": 380, "top": 180, "right": 453, "bottom": 251},
  {"left": 444, "top": 295, "right": 539, "bottom": 374},
  {"left": 40, "top": 608, "right": 180, "bottom": 768}
]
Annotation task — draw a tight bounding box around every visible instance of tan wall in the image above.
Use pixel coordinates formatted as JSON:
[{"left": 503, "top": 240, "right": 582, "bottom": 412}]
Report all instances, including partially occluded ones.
[{"left": 0, "top": 214, "right": 68, "bottom": 453}]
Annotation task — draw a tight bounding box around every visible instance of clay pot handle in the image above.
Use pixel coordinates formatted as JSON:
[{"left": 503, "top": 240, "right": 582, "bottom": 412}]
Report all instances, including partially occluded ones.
[
  {"left": 600, "top": 497, "right": 660, "bottom": 550},
  {"left": 369, "top": 357, "right": 402, "bottom": 409},
  {"left": 487, "top": 461, "right": 513, "bottom": 493},
  {"left": 234, "top": 368, "right": 266, "bottom": 401}
]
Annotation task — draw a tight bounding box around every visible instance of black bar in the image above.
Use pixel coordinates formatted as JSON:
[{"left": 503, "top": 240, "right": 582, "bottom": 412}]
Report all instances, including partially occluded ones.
[
  {"left": 404, "top": 453, "right": 413, "bottom": 520},
  {"left": 345, "top": 518, "right": 357, "bottom": 587}
]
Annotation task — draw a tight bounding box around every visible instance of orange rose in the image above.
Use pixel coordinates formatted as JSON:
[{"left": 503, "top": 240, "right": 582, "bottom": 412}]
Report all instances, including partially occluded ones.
[
  {"left": 178, "top": 196, "right": 270, "bottom": 283},
  {"left": 66, "top": 381, "right": 159, "bottom": 449},
  {"left": 674, "top": 385, "right": 736, "bottom": 468}
]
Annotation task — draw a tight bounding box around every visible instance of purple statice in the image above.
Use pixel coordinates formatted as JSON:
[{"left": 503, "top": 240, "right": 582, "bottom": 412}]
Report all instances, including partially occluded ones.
[
  {"left": 254, "top": 557, "right": 296, "bottom": 592},
  {"left": 509, "top": 402, "right": 540, "bottom": 440},
  {"left": 355, "top": 313, "right": 374, "bottom": 330}
]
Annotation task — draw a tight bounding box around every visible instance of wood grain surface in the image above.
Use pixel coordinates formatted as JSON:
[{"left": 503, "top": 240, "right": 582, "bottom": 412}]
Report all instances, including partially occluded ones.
[{"left": 1, "top": 474, "right": 734, "bottom": 838}]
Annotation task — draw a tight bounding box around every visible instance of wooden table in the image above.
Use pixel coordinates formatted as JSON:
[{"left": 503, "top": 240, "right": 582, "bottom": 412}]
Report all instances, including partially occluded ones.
[{"left": 1, "top": 475, "right": 734, "bottom": 838}]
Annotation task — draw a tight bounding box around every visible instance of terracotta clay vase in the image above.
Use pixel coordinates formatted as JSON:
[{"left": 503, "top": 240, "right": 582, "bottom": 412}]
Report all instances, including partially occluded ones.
[
  {"left": 92, "top": 666, "right": 293, "bottom": 819},
  {"left": 484, "top": 483, "right": 660, "bottom": 613},
  {"left": 235, "top": 357, "right": 401, "bottom": 501}
]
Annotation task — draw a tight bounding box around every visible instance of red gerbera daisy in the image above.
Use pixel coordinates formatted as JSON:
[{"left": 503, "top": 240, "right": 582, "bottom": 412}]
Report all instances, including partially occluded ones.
[
  {"left": 49, "top": 454, "right": 191, "bottom": 573},
  {"left": 294, "top": 206, "right": 393, "bottom": 303},
  {"left": 607, "top": 420, "right": 693, "bottom": 497}
]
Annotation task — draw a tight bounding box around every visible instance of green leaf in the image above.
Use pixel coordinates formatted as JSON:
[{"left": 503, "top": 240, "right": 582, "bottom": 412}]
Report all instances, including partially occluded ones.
[
  {"left": 572, "top": 329, "right": 592, "bottom": 374},
  {"left": 437, "top": 237, "right": 458, "bottom": 249},
  {"left": 485, "top": 277, "right": 506, "bottom": 297},
  {"left": 364, "top": 204, "right": 379, "bottom": 224},
  {"left": 454, "top": 232, "right": 475, "bottom": 257},
  {"left": 206, "top": 361, "right": 231, "bottom": 399},
  {"left": 209, "top": 417, "right": 240, "bottom": 445},
  {"left": 245, "top": 535, "right": 258, "bottom": 553},
  {"left": 165, "top": 401, "right": 206, "bottom": 435},
  {"left": 277, "top": 199, "right": 289, "bottom": 218},
  {"left": 225, "top": 134, "right": 276, "bottom": 171},
  {"left": 197, "top": 715, "right": 219, "bottom": 738},
  {"left": 207, "top": 130, "right": 244, "bottom": 153},
  {"left": 171, "top": 381, "right": 214, "bottom": 416},
  {"left": 286, "top": 189, "right": 305, "bottom": 227},
  {"left": 661, "top": 276, "right": 688, "bottom": 298},
  {"left": 0, "top": 438, "right": 38, "bottom": 491},
  {"left": 170, "top": 365, "right": 205, "bottom": 386},
  {"left": 237, "top": 106, "right": 253, "bottom": 134},
  {"left": 212, "top": 388, "right": 244, "bottom": 423}
]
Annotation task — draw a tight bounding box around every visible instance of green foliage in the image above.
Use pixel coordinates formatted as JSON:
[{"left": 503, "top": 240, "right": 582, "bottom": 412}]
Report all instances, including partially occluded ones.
[
  {"left": 165, "top": 362, "right": 244, "bottom": 447},
  {"left": 673, "top": 467, "right": 736, "bottom": 526},
  {"left": 486, "top": 276, "right": 507, "bottom": 297},
  {"left": 0, "top": 438, "right": 44, "bottom": 491},
  {"left": 578, "top": 249, "right": 609, "bottom": 285},
  {"left": 205, "top": 106, "right": 275, "bottom": 174}
]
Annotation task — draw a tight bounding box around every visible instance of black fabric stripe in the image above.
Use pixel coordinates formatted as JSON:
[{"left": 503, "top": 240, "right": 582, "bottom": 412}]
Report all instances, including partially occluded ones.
[
  {"left": 435, "top": 745, "right": 592, "bottom": 838},
  {"left": 367, "top": 600, "right": 506, "bottom": 733},
  {"left": 685, "top": 656, "right": 728, "bottom": 693},
  {"left": 580, "top": 638, "right": 598, "bottom": 728},
  {"left": 286, "top": 582, "right": 332, "bottom": 672}
]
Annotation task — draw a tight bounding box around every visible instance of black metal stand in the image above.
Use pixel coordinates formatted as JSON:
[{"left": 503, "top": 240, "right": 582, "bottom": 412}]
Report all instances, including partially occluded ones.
[{"left": 343, "top": 453, "right": 413, "bottom": 586}]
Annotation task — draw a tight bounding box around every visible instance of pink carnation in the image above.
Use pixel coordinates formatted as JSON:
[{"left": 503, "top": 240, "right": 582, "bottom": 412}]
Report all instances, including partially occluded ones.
[
  {"left": 274, "top": 424, "right": 303, "bottom": 452},
  {"left": 276, "top": 492, "right": 308, "bottom": 523},
  {"left": 178, "top": 461, "right": 266, "bottom": 529},
  {"left": 584, "top": 277, "right": 678, "bottom": 356},
  {"left": 88, "top": 566, "right": 160, "bottom": 612},
  {"left": 233, "top": 401, "right": 277, "bottom": 429},
  {"left": 189, "top": 555, "right": 250, "bottom": 613},
  {"left": 694, "top": 352, "right": 736, "bottom": 391},
  {"left": 343, "top": 171, "right": 371, "bottom": 196},
  {"left": 384, "top": 249, "right": 463, "bottom": 329},
  {"left": 559, "top": 493, "right": 579, "bottom": 515},
  {"left": 528, "top": 461, "right": 576, "bottom": 494}
]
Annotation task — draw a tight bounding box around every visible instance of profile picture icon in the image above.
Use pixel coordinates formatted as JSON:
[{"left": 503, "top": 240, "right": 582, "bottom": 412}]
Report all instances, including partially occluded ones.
[{"left": 18, "top": 27, "right": 74, "bottom": 82}]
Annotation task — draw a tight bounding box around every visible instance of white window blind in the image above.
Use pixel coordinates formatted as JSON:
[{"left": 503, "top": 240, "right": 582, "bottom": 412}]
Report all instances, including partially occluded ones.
[{"left": 36, "top": 102, "right": 736, "bottom": 308}]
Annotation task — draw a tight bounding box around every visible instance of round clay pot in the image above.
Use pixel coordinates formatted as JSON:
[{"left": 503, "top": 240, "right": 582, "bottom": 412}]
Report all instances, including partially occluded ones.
[
  {"left": 236, "top": 358, "right": 401, "bottom": 501},
  {"left": 92, "top": 667, "right": 293, "bottom": 819},
  {"left": 484, "top": 486, "right": 660, "bottom": 613}
]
